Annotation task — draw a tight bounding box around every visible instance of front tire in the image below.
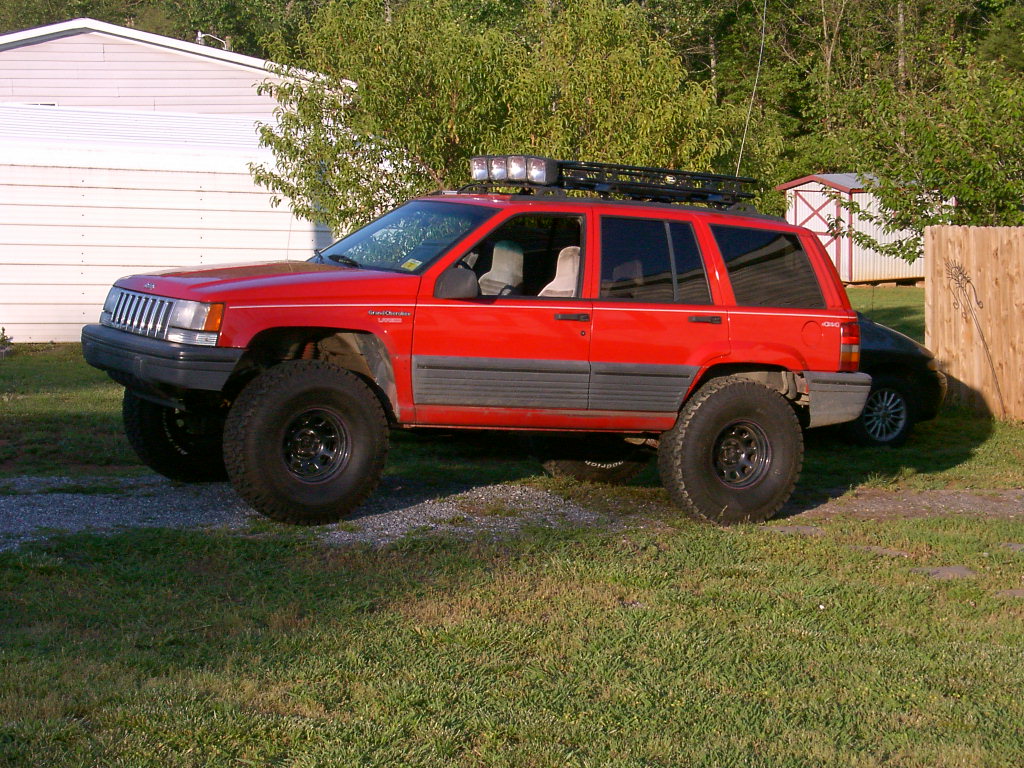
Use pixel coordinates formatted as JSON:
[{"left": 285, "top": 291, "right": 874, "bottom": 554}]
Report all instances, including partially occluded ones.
[
  {"left": 122, "top": 390, "right": 227, "bottom": 482},
  {"left": 658, "top": 377, "right": 803, "bottom": 525},
  {"left": 223, "top": 361, "right": 389, "bottom": 524}
]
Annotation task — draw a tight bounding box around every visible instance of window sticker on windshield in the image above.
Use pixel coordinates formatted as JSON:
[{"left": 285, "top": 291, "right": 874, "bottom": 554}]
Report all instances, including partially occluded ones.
[{"left": 401, "top": 259, "right": 422, "bottom": 271}]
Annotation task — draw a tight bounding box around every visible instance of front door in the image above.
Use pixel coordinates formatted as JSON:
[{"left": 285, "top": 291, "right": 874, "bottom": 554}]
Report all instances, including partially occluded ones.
[{"left": 411, "top": 210, "right": 593, "bottom": 428}]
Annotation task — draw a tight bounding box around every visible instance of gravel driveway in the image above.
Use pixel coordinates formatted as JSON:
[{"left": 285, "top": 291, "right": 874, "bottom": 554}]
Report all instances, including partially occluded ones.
[
  {"left": 2, "top": 475, "right": 1021, "bottom": 552},
  {"left": 0, "top": 474, "right": 619, "bottom": 552}
]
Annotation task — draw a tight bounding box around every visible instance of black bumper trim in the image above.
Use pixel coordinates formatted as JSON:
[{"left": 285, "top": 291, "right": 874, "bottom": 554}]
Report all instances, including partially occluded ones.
[{"left": 81, "top": 324, "right": 243, "bottom": 392}]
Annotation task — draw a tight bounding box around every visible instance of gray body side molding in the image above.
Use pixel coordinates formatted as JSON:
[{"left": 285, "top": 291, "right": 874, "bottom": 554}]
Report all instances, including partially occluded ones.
[{"left": 412, "top": 356, "right": 697, "bottom": 412}]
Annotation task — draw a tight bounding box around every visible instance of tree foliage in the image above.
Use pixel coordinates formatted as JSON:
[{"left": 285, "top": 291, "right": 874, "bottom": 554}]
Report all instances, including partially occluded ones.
[
  {"left": 253, "top": 0, "right": 737, "bottom": 232},
  {"left": 8, "top": 0, "right": 1018, "bottom": 248},
  {"left": 824, "top": 56, "right": 1024, "bottom": 260}
]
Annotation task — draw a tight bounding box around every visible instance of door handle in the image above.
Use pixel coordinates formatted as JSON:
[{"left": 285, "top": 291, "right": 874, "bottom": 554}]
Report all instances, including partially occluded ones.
[
  {"left": 688, "top": 315, "right": 722, "bottom": 324},
  {"left": 555, "top": 313, "right": 590, "bottom": 321}
]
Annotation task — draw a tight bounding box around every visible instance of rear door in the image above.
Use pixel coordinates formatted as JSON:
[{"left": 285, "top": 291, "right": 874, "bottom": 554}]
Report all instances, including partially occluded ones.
[
  {"left": 588, "top": 212, "right": 730, "bottom": 415},
  {"left": 705, "top": 222, "right": 845, "bottom": 372}
]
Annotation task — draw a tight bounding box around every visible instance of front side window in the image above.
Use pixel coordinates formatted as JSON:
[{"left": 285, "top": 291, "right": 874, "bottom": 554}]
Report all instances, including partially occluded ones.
[
  {"left": 600, "top": 217, "right": 712, "bottom": 304},
  {"left": 712, "top": 225, "right": 825, "bottom": 308},
  {"left": 316, "top": 201, "right": 496, "bottom": 273},
  {"left": 457, "top": 214, "right": 584, "bottom": 297}
]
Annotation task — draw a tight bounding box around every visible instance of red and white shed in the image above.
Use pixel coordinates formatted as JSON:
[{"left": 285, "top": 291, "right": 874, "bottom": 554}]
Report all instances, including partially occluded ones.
[{"left": 776, "top": 173, "right": 923, "bottom": 284}]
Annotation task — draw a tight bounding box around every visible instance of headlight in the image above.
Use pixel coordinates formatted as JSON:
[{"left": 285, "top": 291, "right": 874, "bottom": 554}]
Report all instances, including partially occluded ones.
[
  {"left": 168, "top": 300, "right": 222, "bottom": 332},
  {"left": 165, "top": 300, "right": 224, "bottom": 346},
  {"left": 100, "top": 287, "right": 223, "bottom": 346}
]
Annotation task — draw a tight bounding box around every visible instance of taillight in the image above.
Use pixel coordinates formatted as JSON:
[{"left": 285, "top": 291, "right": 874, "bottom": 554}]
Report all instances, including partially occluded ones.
[{"left": 840, "top": 320, "right": 860, "bottom": 372}]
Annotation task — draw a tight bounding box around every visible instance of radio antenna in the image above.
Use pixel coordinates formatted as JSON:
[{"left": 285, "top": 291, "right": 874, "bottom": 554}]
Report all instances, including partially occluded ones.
[{"left": 735, "top": 0, "right": 769, "bottom": 177}]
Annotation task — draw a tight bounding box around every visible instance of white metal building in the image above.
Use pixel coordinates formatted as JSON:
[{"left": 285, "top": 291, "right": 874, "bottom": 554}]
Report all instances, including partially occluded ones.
[
  {"left": 776, "top": 173, "right": 923, "bottom": 284},
  {"left": 0, "top": 104, "right": 330, "bottom": 342},
  {"left": 0, "top": 17, "right": 284, "bottom": 115},
  {"left": 0, "top": 18, "right": 329, "bottom": 343}
]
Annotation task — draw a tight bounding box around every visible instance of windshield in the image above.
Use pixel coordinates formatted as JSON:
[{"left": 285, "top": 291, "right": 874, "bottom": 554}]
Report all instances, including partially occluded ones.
[{"left": 315, "top": 201, "right": 497, "bottom": 273}]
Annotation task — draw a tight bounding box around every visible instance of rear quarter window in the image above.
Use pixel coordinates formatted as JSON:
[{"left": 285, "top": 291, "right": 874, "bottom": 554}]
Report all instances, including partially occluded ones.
[{"left": 711, "top": 224, "right": 824, "bottom": 309}]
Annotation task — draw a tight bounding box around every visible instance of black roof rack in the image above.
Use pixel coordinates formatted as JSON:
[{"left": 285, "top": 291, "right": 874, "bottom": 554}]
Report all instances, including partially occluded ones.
[{"left": 461, "top": 158, "right": 757, "bottom": 208}]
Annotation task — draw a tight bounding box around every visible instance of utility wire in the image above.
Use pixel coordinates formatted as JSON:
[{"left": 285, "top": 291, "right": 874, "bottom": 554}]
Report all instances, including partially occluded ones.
[{"left": 735, "top": 0, "right": 769, "bottom": 177}]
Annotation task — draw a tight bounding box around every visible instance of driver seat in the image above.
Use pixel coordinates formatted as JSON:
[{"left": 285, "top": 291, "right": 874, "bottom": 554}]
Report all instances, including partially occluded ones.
[{"left": 479, "top": 240, "right": 524, "bottom": 296}]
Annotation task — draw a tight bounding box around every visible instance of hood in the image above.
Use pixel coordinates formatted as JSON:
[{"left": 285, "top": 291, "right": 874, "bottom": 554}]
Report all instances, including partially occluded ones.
[
  {"left": 158, "top": 261, "right": 338, "bottom": 279},
  {"left": 857, "top": 312, "right": 933, "bottom": 360},
  {"left": 114, "top": 260, "right": 420, "bottom": 303}
]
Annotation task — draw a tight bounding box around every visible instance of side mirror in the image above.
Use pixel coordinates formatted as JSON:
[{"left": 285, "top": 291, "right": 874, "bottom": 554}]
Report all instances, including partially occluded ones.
[{"left": 434, "top": 265, "right": 480, "bottom": 299}]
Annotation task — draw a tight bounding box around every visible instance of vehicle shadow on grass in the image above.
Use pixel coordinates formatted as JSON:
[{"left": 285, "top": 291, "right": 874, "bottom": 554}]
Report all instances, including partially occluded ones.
[
  {"left": 778, "top": 405, "right": 995, "bottom": 518},
  {"left": 356, "top": 429, "right": 544, "bottom": 516},
  {"left": 371, "top": 404, "right": 999, "bottom": 523}
]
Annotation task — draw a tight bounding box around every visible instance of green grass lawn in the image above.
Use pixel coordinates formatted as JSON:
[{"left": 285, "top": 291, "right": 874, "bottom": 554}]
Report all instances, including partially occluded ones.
[
  {"left": 3, "top": 519, "right": 1024, "bottom": 766},
  {"left": 847, "top": 285, "right": 925, "bottom": 341},
  {"left": 3, "top": 292, "right": 1024, "bottom": 765}
]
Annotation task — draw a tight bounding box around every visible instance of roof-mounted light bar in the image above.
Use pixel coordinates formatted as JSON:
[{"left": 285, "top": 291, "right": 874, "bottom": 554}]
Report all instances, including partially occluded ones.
[
  {"left": 470, "top": 155, "right": 559, "bottom": 186},
  {"left": 467, "top": 155, "right": 756, "bottom": 207}
]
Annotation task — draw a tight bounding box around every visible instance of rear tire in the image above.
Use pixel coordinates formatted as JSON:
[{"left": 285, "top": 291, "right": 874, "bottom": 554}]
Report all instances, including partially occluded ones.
[
  {"left": 122, "top": 390, "right": 227, "bottom": 482},
  {"left": 223, "top": 361, "right": 388, "bottom": 525},
  {"left": 658, "top": 377, "right": 803, "bottom": 525}
]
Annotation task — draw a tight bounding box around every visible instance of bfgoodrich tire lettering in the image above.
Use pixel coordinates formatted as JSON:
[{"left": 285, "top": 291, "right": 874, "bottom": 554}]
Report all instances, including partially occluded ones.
[
  {"left": 538, "top": 436, "right": 650, "bottom": 484},
  {"left": 122, "top": 390, "right": 227, "bottom": 482},
  {"left": 223, "top": 361, "right": 389, "bottom": 524},
  {"left": 658, "top": 376, "right": 803, "bottom": 524}
]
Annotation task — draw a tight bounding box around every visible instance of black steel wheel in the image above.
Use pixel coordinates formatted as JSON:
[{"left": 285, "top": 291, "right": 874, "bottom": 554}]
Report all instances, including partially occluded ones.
[
  {"left": 122, "top": 390, "right": 227, "bottom": 482},
  {"left": 223, "top": 361, "right": 388, "bottom": 525},
  {"left": 712, "top": 420, "right": 772, "bottom": 488},
  {"left": 845, "top": 374, "right": 914, "bottom": 447},
  {"left": 658, "top": 376, "right": 803, "bottom": 525}
]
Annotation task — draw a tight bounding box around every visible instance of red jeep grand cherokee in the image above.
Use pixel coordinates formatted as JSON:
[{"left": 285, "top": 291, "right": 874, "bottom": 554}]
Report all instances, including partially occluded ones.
[{"left": 82, "top": 157, "right": 870, "bottom": 525}]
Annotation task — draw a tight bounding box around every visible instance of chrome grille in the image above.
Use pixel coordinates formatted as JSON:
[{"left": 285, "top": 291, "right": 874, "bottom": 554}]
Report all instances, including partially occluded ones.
[{"left": 103, "top": 288, "right": 174, "bottom": 339}]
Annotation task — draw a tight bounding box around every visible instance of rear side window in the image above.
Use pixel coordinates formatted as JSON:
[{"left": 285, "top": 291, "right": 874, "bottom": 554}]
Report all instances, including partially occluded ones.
[
  {"left": 600, "top": 217, "right": 712, "bottom": 304},
  {"left": 711, "top": 225, "right": 824, "bottom": 309}
]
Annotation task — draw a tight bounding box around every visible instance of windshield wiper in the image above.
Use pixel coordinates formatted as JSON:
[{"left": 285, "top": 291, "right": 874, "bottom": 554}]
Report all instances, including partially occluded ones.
[{"left": 318, "top": 250, "right": 360, "bottom": 268}]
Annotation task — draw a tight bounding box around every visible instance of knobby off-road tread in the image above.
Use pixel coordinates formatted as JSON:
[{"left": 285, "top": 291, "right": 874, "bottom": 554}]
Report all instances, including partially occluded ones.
[
  {"left": 122, "top": 390, "right": 227, "bottom": 482},
  {"left": 223, "top": 361, "right": 389, "bottom": 525},
  {"left": 657, "top": 376, "right": 803, "bottom": 525}
]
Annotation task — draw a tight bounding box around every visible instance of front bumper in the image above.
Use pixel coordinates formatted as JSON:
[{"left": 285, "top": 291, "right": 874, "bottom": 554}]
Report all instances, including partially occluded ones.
[
  {"left": 81, "top": 324, "right": 243, "bottom": 392},
  {"left": 804, "top": 371, "right": 873, "bottom": 428},
  {"left": 916, "top": 368, "right": 948, "bottom": 422}
]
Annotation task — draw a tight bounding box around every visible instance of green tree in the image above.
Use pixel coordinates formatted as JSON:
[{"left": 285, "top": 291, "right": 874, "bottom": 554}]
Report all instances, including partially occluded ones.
[
  {"left": 824, "top": 55, "right": 1024, "bottom": 261},
  {"left": 252, "top": 0, "right": 736, "bottom": 233}
]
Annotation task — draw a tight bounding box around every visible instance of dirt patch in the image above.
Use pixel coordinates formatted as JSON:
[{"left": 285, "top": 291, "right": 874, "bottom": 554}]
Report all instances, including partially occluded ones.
[
  {"left": 1, "top": 476, "right": 1022, "bottom": 552},
  {"left": 912, "top": 565, "right": 976, "bottom": 580},
  {"left": 787, "top": 488, "right": 1024, "bottom": 522}
]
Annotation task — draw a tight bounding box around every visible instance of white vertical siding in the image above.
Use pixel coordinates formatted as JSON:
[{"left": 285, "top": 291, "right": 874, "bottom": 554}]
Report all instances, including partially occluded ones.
[
  {"left": 783, "top": 182, "right": 923, "bottom": 283},
  {"left": 0, "top": 31, "right": 282, "bottom": 116},
  {"left": 847, "top": 191, "right": 923, "bottom": 283}
]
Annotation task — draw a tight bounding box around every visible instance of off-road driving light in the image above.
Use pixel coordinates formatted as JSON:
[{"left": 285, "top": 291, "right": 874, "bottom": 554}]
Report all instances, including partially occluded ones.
[
  {"left": 507, "top": 155, "right": 528, "bottom": 181},
  {"left": 487, "top": 156, "right": 508, "bottom": 181},
  {"left": 470, "top": 156, "right": 489, "bottom": 181},
  {"left": 469, "top": 155, "right": 560, "bottom": 185},
  {"left": 527, "top": 156, "right": 558, "bottom": 185}
]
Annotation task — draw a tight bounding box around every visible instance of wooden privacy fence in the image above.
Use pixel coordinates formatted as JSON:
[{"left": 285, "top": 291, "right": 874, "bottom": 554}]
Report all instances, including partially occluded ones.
[{"left": 925, "top": 226, "right": 1024, "bottom": 420}]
